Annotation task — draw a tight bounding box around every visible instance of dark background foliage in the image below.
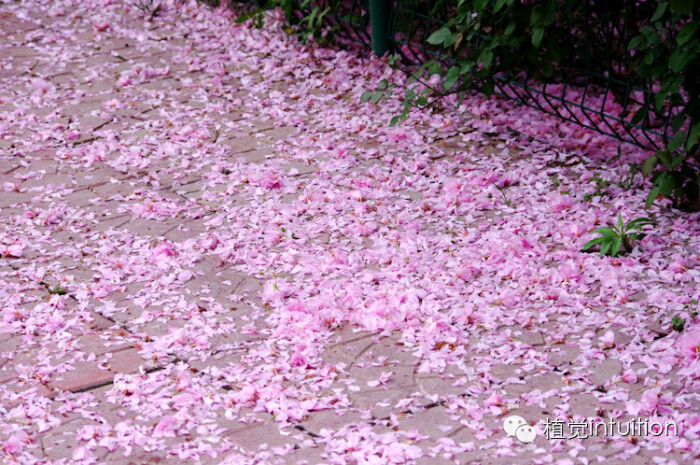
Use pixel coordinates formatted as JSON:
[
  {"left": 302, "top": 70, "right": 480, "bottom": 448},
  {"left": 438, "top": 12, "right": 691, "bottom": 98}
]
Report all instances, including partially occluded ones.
[{"left": 232, "top": 0, "right": 700, "bottom": 210}]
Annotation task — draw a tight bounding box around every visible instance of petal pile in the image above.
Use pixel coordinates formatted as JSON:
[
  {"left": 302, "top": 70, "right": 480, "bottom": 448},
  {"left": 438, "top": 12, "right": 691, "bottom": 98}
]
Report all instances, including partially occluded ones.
[{"left": 0, "top": 1, "right": 698, "bottom": 464}]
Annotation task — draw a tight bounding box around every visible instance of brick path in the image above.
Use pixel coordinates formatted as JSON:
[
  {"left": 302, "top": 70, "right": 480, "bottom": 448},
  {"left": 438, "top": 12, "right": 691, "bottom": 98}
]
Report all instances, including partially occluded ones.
[{"left": 0, "top": 1, "right": 695, "bottom": 465}]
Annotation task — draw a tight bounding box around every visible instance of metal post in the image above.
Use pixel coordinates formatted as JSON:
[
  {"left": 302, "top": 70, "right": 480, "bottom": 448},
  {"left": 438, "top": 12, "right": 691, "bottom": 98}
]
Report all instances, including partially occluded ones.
[{"left": 369, "top": 0, "right": 391, "bottom": 56}]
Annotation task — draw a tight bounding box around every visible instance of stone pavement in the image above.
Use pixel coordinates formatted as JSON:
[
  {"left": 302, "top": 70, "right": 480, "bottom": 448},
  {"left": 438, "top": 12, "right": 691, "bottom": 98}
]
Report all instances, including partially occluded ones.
[{"left": 0, "top": 1, "right": 698, "bottom": 464}]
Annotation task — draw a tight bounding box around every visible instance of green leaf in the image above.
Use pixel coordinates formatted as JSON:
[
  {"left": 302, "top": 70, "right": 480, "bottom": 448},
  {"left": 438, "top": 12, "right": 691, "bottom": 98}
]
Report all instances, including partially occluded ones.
[
  {"left": 474, "top": 0, "right": 489, "bottom": 11},
  {"left": 494, "top": 0, "right": 509, "bottom": 13},
  {"left": 582, "top": 237, "right": 604, "bottom": 251},
  {"left": 480, "top": 79, "right": 495, "bottom": 97},
  {"left": 530, "top": 5, "right": 542, "bottom": 25},
  {"left": 504, "top": 21, "right": 516, "bottom": 36},
  {"left": 678, "top": 22, "right": 698, "bottom": 45},
  {"left": 671, "top": 154, "right": 684, "bottom": 169},
  {"left": 443, "top": 31, "right": 459, "bottom": 48},
  {"left": 669, "top": 48, "right": 698, "bottom": 72},
  {"left": 672, "top": 315, "right": 686, "bottom": 332},
  {"left": 647, "top": 62, "right": 667, "bottom": 79},
  {"left": 591, "top": 227, "right": 618, "bottom": 237},
  {"left": 611, "top": 236, "right": 622, "bottom": 257},
  {"left": 659, "top": 173, "right": 675, "bottom": 197},
  {"left": 532, "top": 27, "right": 544, "bottom": 48},
  {"left": 658, "top": 151, "right": 672, "bottom": 168},
  {"left": 628, "top": 35, "right": 644, "bottom": 51},
  {"left": 687, "top": 122, "right": 700, "bottom": 150},
  {"left": 631, "top": 107, "right": 648, "bottom": 125},
  {"left": 479, "top": 50, "right": 494, "bottom": 68},
  {"left": 377, "top": 79, "right": 388, "bottom": 90},
  {"left": 646, "top": 186, "right": 660, "bottom": 209},
  {"left": 316, "top": 6, "right": 330, "bottom": 27},
  {"left": 370, "top": 91, "right": 382, "bottom": 104},
  {"left": 452, "top": 31, "right": 464, "bottom": 50},
  {"left": 530, "top": 0, "right": 556, "bottom": 26},
  {"left": 600, "top": 238, "right": 613, "bottom": 256},
  {"left": 427, "top": 27, "right": 451, "bottom": 45},
  {"left": 670, "top": 0, "right": 694, "bottom": 14},
  {"left": 667, "top": 131, "right": 686, "bottom": 152},
  {"left": 617, "top": 213, "right": 624, "bottom": 232},
  {"left": 625, "top": 217, "right": 652, "bottom": 230},
  {"left": 389, "top": 115, "right": 400, "bottom": 127},
  {"left": 306, "top": 6, "right": 319, "bottom": 29},
  {"left": 360, "top": 90, "right": 373, "bottom": 103},
  {"left": 654, "top": 91, "right": 667, "bottom": 112},
  {"left": 428, "top": 62, "right": 442, "bottom": 76},
  {"left": 236, "top": 8, "right": 262, "bottom": 23},
  {"left": 642, "top": 154, "right": 658, "bottom": 178},
  {"left": 651, "top": 2, "right": 669, "bottom": 22},
  {"left": 236, "top": 8, "right": 263, "bottom": 24},
  {"left": 443, "top": 66, "right": 460, "bottom": 90},
  {"left": 672, "top": 113, "right": 687, "bottom": 134}
]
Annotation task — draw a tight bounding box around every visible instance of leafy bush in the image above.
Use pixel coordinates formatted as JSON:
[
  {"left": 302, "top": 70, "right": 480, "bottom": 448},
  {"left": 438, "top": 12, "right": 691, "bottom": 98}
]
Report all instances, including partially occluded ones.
[
  {"left": 224, "top": 1, "right": 700, "bottom": 209},
  {"left": 633, "top": 1, "right": 700, "bottom": 209},
  {"left": 357, "top": 0, "right": 697, "bottom": 210},
  {"left": 398, "top": 0, "right": 699, "bottom": 210}
]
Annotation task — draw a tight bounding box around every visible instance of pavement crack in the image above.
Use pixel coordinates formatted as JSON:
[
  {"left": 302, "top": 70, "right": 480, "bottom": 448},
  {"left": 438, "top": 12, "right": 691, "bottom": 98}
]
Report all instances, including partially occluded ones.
[{"left": 293, "top": 424, "right": 320, "bottom": 438}]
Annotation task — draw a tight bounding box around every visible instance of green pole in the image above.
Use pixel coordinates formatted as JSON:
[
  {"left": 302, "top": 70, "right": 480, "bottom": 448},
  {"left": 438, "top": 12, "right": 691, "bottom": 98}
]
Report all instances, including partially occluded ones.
[{"left": 369, "top": 0, "right": 391, "bottom": 56}]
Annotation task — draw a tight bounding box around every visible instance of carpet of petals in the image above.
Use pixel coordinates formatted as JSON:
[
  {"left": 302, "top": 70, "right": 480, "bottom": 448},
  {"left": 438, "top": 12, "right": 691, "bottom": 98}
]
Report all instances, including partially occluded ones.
[{"left": 0, "top": 1, "right": 699, "bottom": 464}]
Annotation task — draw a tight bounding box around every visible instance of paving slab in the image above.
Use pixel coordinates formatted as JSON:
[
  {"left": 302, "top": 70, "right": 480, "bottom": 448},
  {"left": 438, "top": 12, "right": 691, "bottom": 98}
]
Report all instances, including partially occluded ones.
[{"left": 0, "top": 1, "right": 698, "bottom": 465}]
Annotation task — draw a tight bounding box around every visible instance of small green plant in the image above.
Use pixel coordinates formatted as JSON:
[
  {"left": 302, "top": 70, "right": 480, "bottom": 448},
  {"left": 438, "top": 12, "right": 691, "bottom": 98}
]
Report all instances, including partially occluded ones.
[
  {"left": 683, "top": 300, "right": 698, "bottom": 320},
  {"left": 672, "top": 315, "right": 686, "bottom": 332},
  {"left": 611, "top": 148, "right": 641, "bottom": 191},
  {"left": 549, "top": 175, "right": 560, "bottom": 189},
  {"left": 42, "top": 282, "right": 68, "bottom": 296},
  {"left": 295, "top": 0, "right": 335, "bottom": 41},
  {"left": 582, "top": 214, "right": 653, "bottom": 257},
  {"left": 235, "top": 6, "right": 268, "bottom": 28},
  {"left": 280, "top": 226, "right": 299, "bottom": 239},
  {"left": 592, "top": 173, "right": 610, "bottom": 194},
  {"left": 618, "top": 163, "right": 641, "bottom": 190},
  {"left": 490, "top": 182, "right": 511, "bottom": 206},
  {"left": 583, "top": 173, "right": 611, "bottom": 202},
  {"left": 235, "top": 0, "right": 336, "bottom": 42}
]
